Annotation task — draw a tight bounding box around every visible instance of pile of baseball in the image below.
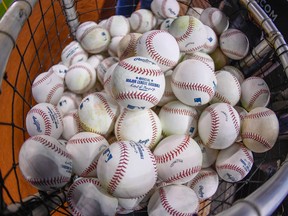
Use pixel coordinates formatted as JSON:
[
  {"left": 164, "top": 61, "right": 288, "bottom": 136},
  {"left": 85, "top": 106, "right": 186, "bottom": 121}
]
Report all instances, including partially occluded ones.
[{"left": 19, "top": 0, "right": 279, "bottom": 215}]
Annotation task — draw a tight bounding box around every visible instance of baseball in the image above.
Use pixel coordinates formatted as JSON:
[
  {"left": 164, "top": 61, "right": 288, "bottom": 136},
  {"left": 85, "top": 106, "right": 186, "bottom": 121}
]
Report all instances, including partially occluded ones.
[
  {"left": 78, "top": 92, "right": 120, "bottom": 137},
  {"left": 97, "top": 140, "right": 157, "bottom": 198},
  {"left": 75, "top": 21, "right": 98, "bottom": 42},
  {"left": 240, "top": 77, "right": 270, "bottom": 111},
  {"left": 209, "top": 47, "right": 229, "bottom": 70},
  {"left": 168, "top": 15, "right": 207, "bottom": 53},
  {"left": 108, "top": 36, "right": 124, "bottom": 57},
  {"left": 156, "top": 72, "right": 177, "bottom": 107},
  {"left": 198, "top": 103, "right": 240, "bottom": 149},
  {"left": 220, "top": 28, "right": 250, "bottom": 60},
  {"left": 77, "top": 25, "right": 111, "bottom": 54},
  {"left": 171, "top": 58, "right": 217, "bottom": 106},
  {"left": 201, "top": 25, "right": 218, "bottom": 54},
  {"left": 117, "top": 33, "right": 142, "bottom": 60},
  {"left": 234, "top": 106, "right": 248, "bottom": 142},
  {"left": 216, "top": 142, "right": 254, "bottom": 182},
  {"left": 57, "top": 91, "right": 82, "bottom": 116},
  {"left": 111, "top": 56, "right": 165, "bottom": 111},
  {"left": 153, "top": 135, "right": 202, "bottom": 184},
  {"left": 136, "top": 30, "right": 180, "bottom": 72},
  {"left": 65, "top": 61, "right": 96, "bottom": 94},
  {"left": 210, "top": 70, "right": 241, "bottom": 106},
  {"left": 61, "top": 41, "right": 88, "bottom": 67},
  {"left": 66, "top": 132, "right": 109, "bottom": 177},
  {"left": 67, "top": 177, "right": 118, "bottom": 216},
  {"left": 187, "top": 168, "right": 219, "bottom": 201},
  {"left": 86, "top": 54, "right": 103, "bottom": 70},
  {"left": 19, "top": 135, "right": 72, "bottom": 191},
  {"left": 183, "top": 51, "right": 215, "bottom": 71},
  {"left": 129, "top": 9, "right": 157, "bottom": 33},
  {"left": 200, "top": 7, "right": 229, "bottom": 35},
  {"left": 103, "top": 63, "right": 118, "bottom": 96},
  {"left": 114, "top": 108, "right": 162, "bottom": 150},
  {"left": 106, "top": 15, "right": 130, "bottom": 37},
  {"left": 26, "top": 102, "right": 63, "bottom": 139},
  {"left": 61, "top": 110, "right": 82, "bottom": 141},
  {"left": 32, "top": 71, "right": 64, "bottom": 105},
  {"left": 150, "top": 0, "right": 180, "bottom": 18},
  {"left": 147, "top": 184, "right": 199, "bottom": 216},
  {"left": 242, "top": 107, "right": 279, "bottom": 153},
  {"left": 48, "top": 63, "right": 68, "bottom": 80},
  {"left": 222, "top": 65, "right": 245, "bottom": 84},
  {"left": 97, "top": 56, "right": 119, "bottom": 85},
  {"left": 159, "top": 18, "right": 175, "bottom": 31},
  {"left": 194, "top": 136, "right": 219, "bottom": 168},
  {"left": 158, "top": 100, "right": 198, "bottom": 137}
]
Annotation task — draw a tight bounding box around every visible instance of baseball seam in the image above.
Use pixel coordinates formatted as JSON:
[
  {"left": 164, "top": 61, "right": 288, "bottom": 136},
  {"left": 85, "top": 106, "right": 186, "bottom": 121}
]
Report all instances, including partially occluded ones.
[
  {"left": 69, "top": 51, "right": 87, "bottom": 66},
  {"left": 115, "top": 109, "right": 128, "bottom": 141},
  {"left": 80, "top": 121, "right": 105, "bottom": 136},
  {"left": 116, "top": 91, "right": 159, "bottom": 106},
  {"left": 221, "top": 47, "right": 245, "bottom": 58},
  {"left": 217, "top": 163, "right": 246, "bottom": 179},
  {"left": 227, "top": 104, "right": 240, "bottom": 135},
  {"left": 68, "top": 136, "right": 105, "bottom": 145},
  {"left": 118, "top": 60, "right": 162, "bottom": 76},
  {"left": 221, "top": 30, "right": 242, "bottom": 39},
  {"left": 206, "top": 107, "right": 220, "bottom": 147},
  {"left": 28, "top": 108, "right": 52, "bottom": 136},
  {"left": 240, "top": 144, "right": 254, "bottom": 164},
  {"left": 188, "top": 171, "right": 216, "bottom": 189},
  {"left": 213, "top": 91, "right": 231, "bottom": 104},
  {"left": 27, "top": 176, "right": 70, "bottom": 187},
  {"left": 133, "top": 11, "right": 142, "bottom": 32},
  {"left": 242, "top": 132, "right": 272, "bottom": 150},
  {"left": 247, "top": 89, "right": 270, "bottom": 110},
  {"left": 245, "top": 109, "right": 274, "bottom": 119},
  {"left": 80, "top": 159, "right": 98, "bottom": 177},
  {"left": 148, "top": 109, "right": 158, "bottom": 147},
  {"left": 46, "top": 83, "right": 64, "bottom": 103},
  {"left": 97, "top": 93, "right": 117, "bottom": 120},
  {"left": 120, "top": 34, "right": 137, "bottom": 60},
  {"left": 32, "top": 71, "right": 53, "bottom": 88},
  {"left": 162, "top": 106, "right": 198, "bottom": 118},
  {"left": 174, "top": 16, "right": 194, "bottom": 43},
  {"left": 165, "top": 166, "right": 202, "bottom": 183}
]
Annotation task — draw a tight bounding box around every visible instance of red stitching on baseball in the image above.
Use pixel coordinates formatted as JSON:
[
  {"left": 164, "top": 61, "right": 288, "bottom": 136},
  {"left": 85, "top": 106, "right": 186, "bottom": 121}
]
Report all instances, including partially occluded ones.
[
  {"left": 28, "top": 176, "right": 70, "bottom": 187},
  {"left": 133, "top": 11, "right": 142, "bottom": 32},
  {"left": 242, "top": 132, "right": 272, "bottom": 150},
  {"left": 245, "top": 109, "right": 274, "bottom": 119},
  {"left": 227, "top": 104, "right": 240, "bottom": 135},
  {"left": 103, "top": 74, "right": 112, "bottom": 88},
  {"left": 106, "top": 16, "right": 113, "bottom": 35},
  {"left": 221, "top": 30, "right": 242, "bottom": 39},
  {"left": 120, "top": 33, "right": 137, "bottom": 60},
  {"left": 161, "top": 0, "right": 168, "bottom": 18},
  {"left": 165, "top": 166, "right": 202, "bottom": 183},
  {"left": 32, "top": 71, "right": 53, "bottom": 88},
  {"left": 68, "top": 136, "right": 105, "bottom": 145},
  {"left": 107, "top": 142, "right": 129, "bottom": 195},
  {"left": 206, "top": 107, "right": 220, "bottom": 147},
  {"left": 116, "top": 91, "right": 159, "bottom": 106},
  {"left": 188, "top": 170, "right": 216, "bottom": 189},
  {"left": 232, "top": 73, "right": 241, "bottom": 98},
  {"left": 118, "top": 60, "right": 162, "bottom": 77},
  {"left": 148, "top": 109, "right": 158, "bottom": 147},
  {"left": 240, "top": 144, "right": 254, "bottom": 164},
  {"left": 171, "top": 79, "right": 214, "bottom": 99},
  {"left": 46, "top": 83, "right": 64, "bottom": 103},
  {"left": 208, "top": 8, "right": 219, "bottom": 34},
  {"left": 162, "top": 106, "right": 198, "bottom": 118},
  {"left": 79, "top": 25, "right": 100, "bottom": 43},
  {"left": 217, "top": 164, "right": 246, "bottom": 179},
  {"left": 97, "top": 93, "right": 117, "bottom": 120},
  {"left": 247, "top": 89, "right": 270, "bottom": 110},
  {"left": 115, "top": 109, "right": 128, "bottom": 141},
  {"left": 184, "top": 44, "right": 205, "bottom": 53},
  {"left": 213, "top": 92, "right": 231, "bottom": 104},
  {"left": 69, "top": 51, "right": 87, "bottom": 66},
  {"left": 155, "top": 136, "right": 191, "bottom": 164},
  {"left": 174, "top": 16, "right": 194, "bottom": 43},
  {"left": 146, "top": 30, "right": 178, "bottom": 67},
  {"left": 80, "top": 121, "right": 105, "bottom": 136},
  {"left": 28, "top": 108, "right": 52, "bottom": 135},
  {"left": 67, "top": 65, "right": 93, "bottom": 87},
  {"left": 65, "top": 111, "right": 82, "bottom": 132},
  {"left": 31, "top": 136, "right": 72, "bottom": 159},
  {"left": 163, "top": 90, "right": 174, "bottom": 97},
  {"left": 221, "top": 47, "right": 245, "bottom": 58},
  {"left": 80, "top": 160, "right": 98, "bottom": 177}
]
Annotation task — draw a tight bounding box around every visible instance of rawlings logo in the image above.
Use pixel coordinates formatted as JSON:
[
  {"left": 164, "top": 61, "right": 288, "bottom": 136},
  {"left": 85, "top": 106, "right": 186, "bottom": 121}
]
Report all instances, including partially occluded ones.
[
  {"left": 170, "top": 159, "right": 183, "bottom": 168},
  {"left": 137, "top": 139, "right": 150, "bottom": 146},
  {"left": 127, "top": 104, "right": 146, "bottom": 110},
  {"left": 133, "top": 57, "right": 156, "bottom": 65},
  {"left": 198, "top": 185, "right": 205, "bottom": 198},
  {"left": 79, "top": 97, "right": 90, "bottom": 110},
  {"left": 32, "top": 116, "right": 42, "bottom": 133},
  {"left": 130, "top": 141, "right": 145, "bottom": 159},
  {"left": 59, "top": 99, "right": 67, "bottom": 107},
  {"left": 47, "top": 107, "right": 60, "bottom": 129}
]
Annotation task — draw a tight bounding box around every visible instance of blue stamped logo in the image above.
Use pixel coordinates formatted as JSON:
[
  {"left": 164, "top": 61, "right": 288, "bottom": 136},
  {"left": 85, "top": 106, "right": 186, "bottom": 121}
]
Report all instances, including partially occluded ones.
[
  {"left": 125, "top": 76, "right": 160, "bottom": 92},
  {"left": 32, "top": 116, "right": 42, "bottom": 133},
  {"left": 79, "top": 97, "right": 90, "bottom": 110},
  {"left": 127, "top": 104, "right": 145, "bottom": 110},
  {"left": 194, "top": 98, "right": 202, "bottom": 105}
]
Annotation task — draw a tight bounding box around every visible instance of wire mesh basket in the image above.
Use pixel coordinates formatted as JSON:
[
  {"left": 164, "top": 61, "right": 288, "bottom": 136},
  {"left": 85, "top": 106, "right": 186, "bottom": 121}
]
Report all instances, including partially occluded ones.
[{"left": 0, "top": 0, "right": 288, "bottom": 215}]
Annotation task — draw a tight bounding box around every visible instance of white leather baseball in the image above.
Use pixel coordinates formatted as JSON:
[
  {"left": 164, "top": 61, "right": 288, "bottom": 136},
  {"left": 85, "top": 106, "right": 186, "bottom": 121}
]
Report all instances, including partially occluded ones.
[
  {"left": 210, "top": 47, "right": 229, "bottom": 70},
  {"left": 159, "top": 18, "right": 175, "bottom": 31},
  {"left": 222, "top": 65, "right": 245, "bottom": 84},
  {"left": 61, "top": 41, "right": 88, "bottom": 67},
  {"left": 220, "top": 29, "right": 249, "bottom": 60},
  {"left": 187, "top": 168, "right": 219, "bottom": 201},
  {"left": 234, "top": 106, "right": 248, "bottom": 142},
  {"left": 194, "top": 136, "right": 219, "bottom": 168},
  {"left": 32, "top": 71, "right": 64, "bottom": 105},
  {"left": 168, "top": 15, "right": 206, "bottom": 53},
  {"left": 240, "top": 77, "right": 270, "bottom": 111},
  {"left": 19, "top": 135, "right": 72, "bottom": 191},
  {"left": 198, "top": 103, "right": 240, "bottom": 149},
  {"left": 171, "top": 58, "right": 217, "bottom": 106},
  {"left": 151, "top": 0, "right": 180, "bottom": 18},
  {"left": 67, "top": 178, "right": 118, "bottom": 216},
  {"left": 129, "top": 9, "right": 157, "bottom": 33},
  {"left": 108, "top": 36, "right": 124, "bottom": 57},
  {"left": 62, "top": 109, "right": 82, "bottom": 141},
  {"left": 159, "top": 100, "right": 198, "bottom": 137},
  {"left": 157, "top": 72, "right": 177, "bottom": 107},
  {"left": 78, "top": 92, "right": 120, "bottom": 137},
  {"left": 136, "top": 30, "right": 180, "bottom": 73},
  {"left": 147, "top": 184, "right": 199, "bottom": 216},
  {"left": 117, "top": 33, "right": 142, "bottom": 60},
  {"left": 211, "top": 70, "right": 241, "bottom": 106},
  {"left": 103, "top": 63, "right": 118, "bottom": 96},
  {"left": 114, "top": 108, "right": 162, "bottom": 150},
  {"left": 216, "top": 142, "right": 254, "bottom": 182},
  {"left": 86, "top": 54, "right": 103, "bottom": 70},
  {"left": 97, "top": 56, "right": 119, "bottom": 85},
  {"left": 66, "top": 132, "right": 109, "bottom": 177},
  {"left": 65, "top": 61, "right": 96, "bottom": 94},
  {"left": 106, "top": 15, "right": 130, "bottom": 37},
  {"left": 57, "top": 91, "right": 82, "bottom": 116},
  {"left": 48, "top": 63, "right": 68, "bottom": 80},
  {"left": 111, "top": 56, "right": 165, "bottom": 111},
  {"left": 200, "top": 7, "right": 229, "bottom": 35},
  {"left": 97, "top": 140, "right": 158, "bottom": 198},
  {"left": 153, "top": 135, "right": 202, "bottom": 184},
  {"left": 183, "top": 51, "right": 215, "bottom": 71},
  {"left": 76, "top": 21, "right": 98, "bottom": 42},
  {"left": 242, "top": 107, "right": 279, "bottom": 153},
  {"left": 201, "top": 25, "right": 218, "bottom": 54},
  {"left": 26, "top": 103, "right": 63, "bottom": 139},
  {"left": 77, "top": 25, "right": 111, "bottom": 54}
]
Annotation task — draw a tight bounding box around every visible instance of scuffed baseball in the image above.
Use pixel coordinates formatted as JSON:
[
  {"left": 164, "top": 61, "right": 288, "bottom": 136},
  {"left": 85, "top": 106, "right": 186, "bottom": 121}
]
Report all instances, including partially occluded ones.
[
  {"left": 129, "top": 9, "right": 157, "bottom": 33},
  {"left": 108, "top": 36, "right": 124, "bottom": 57},
  {"left": 62, "top": 110, "right": 82, "bottom": 141},
  {"left": 151, "top": 0, "right": 180, "bottom": 18},
  {"left": 103, "top": 63, "right": 118, "bottom": 96},
  {"left": 159, "top": 18, "right": 175, "bottom": 31},
  {"left": 234, "top": 106, "right": 248, "bottom": 142},
  {"left": 106, "top": 15, "right": 130, "bottom": 37},
  {"left": 117, "top": 33, "right": 142, "bottom": 60},
  {"left": 97, "top": 56, "right": 119, "bottom": 85},
  {"left": 201, "top": 25, "right": 218, "bottom": 54},
  {"left": 61, "top": 41, "right": 88, "bottom": 67},
  {"left": 209, "top": 47, "right": 229, "bottom": 70},
  {"left": 222, "top": 65, "right": 245, "bottom": 84},
  {"left": 57, "top": 91, "right": 82, "bottom": 116},
  {"left": 48, "top": 63, "right": 68, "bottom": 80},
  {"left": 183, "top": 51, "right": 215, "bottom": 71}
]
